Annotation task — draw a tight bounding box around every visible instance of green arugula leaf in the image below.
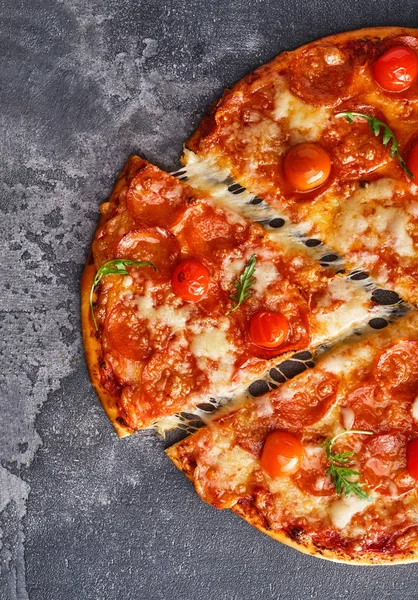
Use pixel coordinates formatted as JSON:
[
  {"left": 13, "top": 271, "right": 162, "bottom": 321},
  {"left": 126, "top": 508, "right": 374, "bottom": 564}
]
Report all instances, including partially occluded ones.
[
  {"left": 335, "top": 111, "right": 414, "bottom": 179},
  {"left": 321, "top": 429, "right": 373, "bottom": 501},
  {"left": 228, "top": 254, "right": 257, "bottom": 314},
  {"left": 90, "top": 258, "right": 156, "bottom": 330}
]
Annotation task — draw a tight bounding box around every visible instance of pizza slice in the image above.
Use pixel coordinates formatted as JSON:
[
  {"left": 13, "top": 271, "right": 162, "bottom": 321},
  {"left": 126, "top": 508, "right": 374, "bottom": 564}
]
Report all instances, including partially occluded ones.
[
  {"left": 182, "top": 27, "right": 418, "bottom": 305},
  {"left": 166, "top": 310, "right": 418, "bottom": 564},
  {"left": 81, "top": 155, "right": 387, "bottom": 437}
]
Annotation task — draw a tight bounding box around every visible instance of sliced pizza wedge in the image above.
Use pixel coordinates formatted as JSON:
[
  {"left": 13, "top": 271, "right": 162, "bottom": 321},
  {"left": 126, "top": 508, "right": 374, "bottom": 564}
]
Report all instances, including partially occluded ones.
[
  {"left": 183, "top": 27, "right": 418, "bottom": 305},
  {"left": 167, "top": 310, "right": 418, "bottom": 564},
  {"left": 81, "top": 155, "right": 387, "bottom": 436}
]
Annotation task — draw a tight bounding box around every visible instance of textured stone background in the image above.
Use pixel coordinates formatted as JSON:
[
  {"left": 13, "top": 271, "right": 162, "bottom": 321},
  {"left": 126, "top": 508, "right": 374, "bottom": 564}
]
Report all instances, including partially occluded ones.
[{"left": 2, "top": 1, "right": 418, "bottom": 599}]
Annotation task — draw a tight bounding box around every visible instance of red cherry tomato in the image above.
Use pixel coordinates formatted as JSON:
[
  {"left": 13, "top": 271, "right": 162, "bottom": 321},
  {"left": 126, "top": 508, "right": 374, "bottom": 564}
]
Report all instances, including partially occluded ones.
[
  {"left": 171, "top": 259, "right": 209, "bottom": 302},
  {"left": 283, "top": 143, "right": 331, "bottom": 191},
  {"left": 249, "top": 311, "right": 289, "bottom": 349},
  {"left": 373, "top": 45, "right": 418, "bottom": 92},
  {"left": 261, "top": 431, "right": 304, "bottom": 477},
  {"left": 407, "top": 438, "right": 418, "bottom": 480},
  {"left": 407, "top": 142, "right": 418, "bottom": 179}
]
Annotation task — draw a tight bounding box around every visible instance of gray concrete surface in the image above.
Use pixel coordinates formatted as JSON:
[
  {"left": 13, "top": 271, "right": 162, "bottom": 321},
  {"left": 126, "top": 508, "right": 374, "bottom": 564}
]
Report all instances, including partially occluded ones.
[{"left": 2, "top": 1, "right": 418, "bottom": 598}]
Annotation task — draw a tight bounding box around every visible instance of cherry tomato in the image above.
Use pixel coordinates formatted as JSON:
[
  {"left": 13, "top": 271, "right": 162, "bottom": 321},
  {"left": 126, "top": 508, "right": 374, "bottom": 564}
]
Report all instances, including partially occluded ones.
[
  {"left": 407, "top": 142, "right": 418, "bottom": 179},
  {"left": 373, "top": 45, "right": 418, "bottom": 92},
  {"left": 406, "top": 438, "right": 418, "bottom": 480},
  {"left": 283, "top": 143, "right": 331, "bottom": 191},
  {"left": 261, "top": 431, "right": 304, "bottom": 477},
  {"left": 249, "top": 311, "right": 289, "bottom": 349},
  {"left": 171, "top": 259, "right": 209, "bottom": 302}
]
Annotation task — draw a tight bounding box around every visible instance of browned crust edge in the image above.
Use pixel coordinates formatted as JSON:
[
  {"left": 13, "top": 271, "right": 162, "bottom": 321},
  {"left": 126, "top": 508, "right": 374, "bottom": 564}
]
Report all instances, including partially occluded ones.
[
  {"left": 81, "top": 257, "right": 135, "bottom": 438},
  {"left": 80, "top": 158, "right": 147, "bottom": 438},
  {"left": 185, "top": 26, "right": 418, "bottom": 153},
  {"left": 165, "top": 441, "right": 418, "bottom": 565}
]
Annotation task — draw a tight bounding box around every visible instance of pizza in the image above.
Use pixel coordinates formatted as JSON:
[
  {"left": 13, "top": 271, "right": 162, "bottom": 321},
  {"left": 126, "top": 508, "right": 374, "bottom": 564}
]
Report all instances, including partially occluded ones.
[
  {"left": 81, "top": 26, "right": 418, "bottom": 563},
  {"left": 81, "top": 155, "right": 382, "bottom": 437},
  {"left": 182, "top": 26, "right": 418, "bottom": 306},
  {"left": 166, "top": 311, "right": 418, "bottom": 564}
]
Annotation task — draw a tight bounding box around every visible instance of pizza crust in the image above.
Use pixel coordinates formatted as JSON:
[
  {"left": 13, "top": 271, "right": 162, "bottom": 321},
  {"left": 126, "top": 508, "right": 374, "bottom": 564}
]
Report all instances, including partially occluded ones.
[
  {"left": 80, "top": 157, "right": 145, "bottom": 438},
  {"left": 81, "top": 255, "right": 135, "bottom": 438}
]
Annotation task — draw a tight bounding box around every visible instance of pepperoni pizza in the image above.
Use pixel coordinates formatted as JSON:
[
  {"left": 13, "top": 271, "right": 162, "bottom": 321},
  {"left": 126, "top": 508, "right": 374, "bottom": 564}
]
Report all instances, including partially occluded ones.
[
  {"left": 167, "top": 311, "right": 418, "bottom": 563},
  {"left": 183, "top": 27, "right": 418, "bottom": 306},
  {"left": 81, "top": 156, "right": 379, "bottom": 436},
  {"left": 82, "top": 26, "right": 418, "bottom": 563}
]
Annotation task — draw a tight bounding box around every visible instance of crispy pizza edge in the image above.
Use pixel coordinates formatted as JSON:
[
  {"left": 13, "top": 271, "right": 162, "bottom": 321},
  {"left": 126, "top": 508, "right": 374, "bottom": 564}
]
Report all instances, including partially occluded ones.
[
  {"left": 166, "top": 440, "right": 418, "bottom": 565},
  {"left": 79, "top": 157, "right": 148, "bottom": 438},
  {"left": 80, "top": 257, "right": 135, "bottom": 438}
]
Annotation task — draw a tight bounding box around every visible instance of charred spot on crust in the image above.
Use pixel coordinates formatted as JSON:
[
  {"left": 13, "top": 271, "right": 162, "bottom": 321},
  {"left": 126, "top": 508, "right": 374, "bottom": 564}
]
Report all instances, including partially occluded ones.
[
  {"left": 277, "top": 359, "right": 308, "bottom": 379},
  {"left": 349, "top": 270, "right": 369, "bottom": 280},
  {"left": 369, "top": 317, "right": 389, "bottom": 330},
  {"left": 269, "top": 368, "right": 286, "bottom": 383},
  {"left": 116, "top": 416, "right": 130, "bottom": 428},
  {"left": 287, "top": 526, "right": 306, "bottom": 542},
  {"left": 292, "top": 351, "right": 313, "bottom": 361},
  {"left": 228, "top": 183, "right": 246, "bottom": 194},
  {"left": 304, "top": 238, "right": 322, "bottom": 247},
  {"left": 320, "top": 253, "right": 339, "bottom": 263},
  {"left": 196, "top": 403, "right": 217, "bottom": 413},
  {"left": 269, "top": 218, "right": 285, "bottom": 228},
  {"left": 99, "top": 360, "right": 121, "bottom": 395},
  {"left": 371, "top": 289, "right": 402, "bottom": 306},
  {"left": 248, "top": 379, "right": 270, "bottom": 397}
]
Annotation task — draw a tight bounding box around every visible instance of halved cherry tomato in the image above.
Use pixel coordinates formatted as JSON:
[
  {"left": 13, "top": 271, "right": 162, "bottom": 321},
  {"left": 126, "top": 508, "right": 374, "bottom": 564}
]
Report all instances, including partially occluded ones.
[
  {"left": 171, "top": 259, "right": 210, "bottom": 302},
  {"left": 261, "top": 431, "right": 304, "bottom": 477},
  {"left": 249, "top": 311, "right": 289, "bottom": 349},
  {"left": 283, "top": 143, "right": 331, "bottom": 191},
  {"left": 407, "top": 142, "right": 418, "bottom": 179},
  {"left": 373, "top": 46, "right": 418, "bottom": 92},
  {"left": 407, "top": 438, "right": 418, "bottom": 480}
]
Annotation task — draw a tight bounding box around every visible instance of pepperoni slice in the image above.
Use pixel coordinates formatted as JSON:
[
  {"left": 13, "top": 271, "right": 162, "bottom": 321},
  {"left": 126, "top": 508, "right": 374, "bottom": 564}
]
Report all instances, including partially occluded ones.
[
  {"left": 270, "top": 369, "right": 339, "bottom": 428},
  {"left": 343, "top": 384, "right": 413, "bottom": 433},
  {"left": 323, "top": 115, "right": 390, "bottom": 179},
  {"left": 178, "top": 204, "right": 250, "bottom": 258},
  {"left": 92, "top": 212, "right": 135, "bottom": 268},
  {"left": 126, "top": 166, "right": 188, "bottom": 227},
  {"left": 374, "top": 341, "right": 418, "bottom": 399},
  {"left": 293, "top": 445, "right": 335, "bottom": 497},
  {"left": 290, "top": 44, "right": 353, "bottom": 106},
  {"left": 141, "top": 343, "right": 208, "bottom": 413},
  {"left": 360, "top": 434, "right": 415, "bottom": 496},
  {"left": 115, "top": 227, "right": 180, "bottom": 278},
  {"left": 105, "top": 304, "right": 151, "bottom": 362}
]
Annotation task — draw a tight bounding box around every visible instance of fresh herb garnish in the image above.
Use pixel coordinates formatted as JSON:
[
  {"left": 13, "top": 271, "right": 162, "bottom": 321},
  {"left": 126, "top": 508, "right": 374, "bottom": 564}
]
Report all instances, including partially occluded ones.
[
  {"left": 228, "top": 254, "right": 257, "bottom": 314},
  {"left": 321, "top": 429, "right": 373, "bottom": 501},
  {"left": 335, "top": 111, "right": 414, "bottom": 178},
  {"left": 90, "top": 258, "right": 156, "bottom": 330}
]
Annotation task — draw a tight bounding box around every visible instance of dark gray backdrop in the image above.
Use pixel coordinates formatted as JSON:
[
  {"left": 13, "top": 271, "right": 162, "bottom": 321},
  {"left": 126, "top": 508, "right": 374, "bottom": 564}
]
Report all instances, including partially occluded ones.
[{"left": 2, "top": 1, "right": 418, "bottom": 599}]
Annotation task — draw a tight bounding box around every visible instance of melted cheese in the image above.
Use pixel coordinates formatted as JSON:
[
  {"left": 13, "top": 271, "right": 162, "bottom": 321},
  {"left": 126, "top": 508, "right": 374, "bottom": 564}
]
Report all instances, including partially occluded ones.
[
  {"left": 135, "top": 291, "right": 192, "bottom": 332},
  {"left": 190, "top": 318, "right": 233, "bottom": 362},
  {"left": 312, "top": 283, "right": 370, "bottom": 346},
  {"left": 329, "top": 496, "right": 371, "bottom": 529},
  {"left": 190, "top": 318, "right": 238, "bottom": 390},
  {"left": 252, "top": 261, "right": 279, "bottom": 295},
  {"left": 334, "top": 179, "right": 415, "bottom": 258},
  {"left": 273, "top": 78, "right": 331, "bottom": 143},
  {"left": 411, "top": 397, "right": 418, "bottom": 422}
]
